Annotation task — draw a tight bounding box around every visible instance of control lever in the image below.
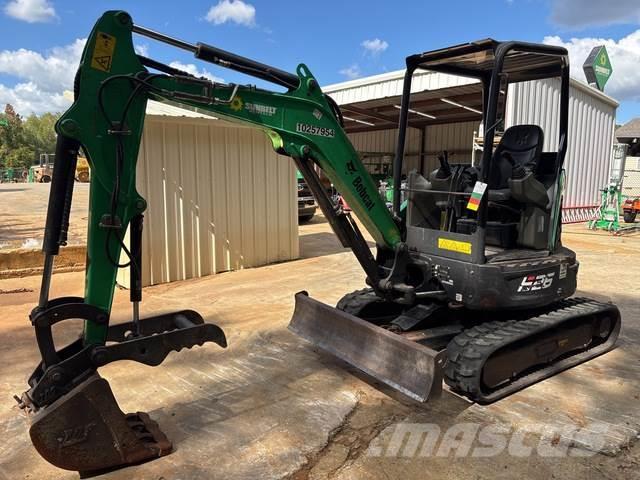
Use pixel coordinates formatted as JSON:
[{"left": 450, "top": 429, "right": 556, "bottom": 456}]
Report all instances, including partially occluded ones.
[{"left": 436, "top": 150, "right": 452, "bottom": 178}]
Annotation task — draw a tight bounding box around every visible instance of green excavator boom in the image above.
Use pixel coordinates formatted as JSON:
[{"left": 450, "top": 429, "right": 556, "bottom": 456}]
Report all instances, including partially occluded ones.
[
  {"left": 22, "top": 10, "right": 402, "bottom": 476},
  {"left": 61, "top": 10, "right": 400, "bottom": 345}
]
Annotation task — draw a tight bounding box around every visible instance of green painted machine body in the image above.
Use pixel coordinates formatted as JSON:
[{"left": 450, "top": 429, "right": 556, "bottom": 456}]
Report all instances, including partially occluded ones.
[{"left": 57, "top": 11, "right": 400, "bottom": 344}]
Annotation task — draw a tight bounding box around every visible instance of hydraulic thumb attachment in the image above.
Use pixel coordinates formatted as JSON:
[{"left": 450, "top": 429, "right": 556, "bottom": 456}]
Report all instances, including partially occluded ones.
[
  {"left": 21, "top": 306, "right": 225, "bottom": 476},
  {"left": 21, "top": 74, "right": 228, "bottom": 476},
  {"left": 20, "top": 130, "right": 227, "bottom": 476}
]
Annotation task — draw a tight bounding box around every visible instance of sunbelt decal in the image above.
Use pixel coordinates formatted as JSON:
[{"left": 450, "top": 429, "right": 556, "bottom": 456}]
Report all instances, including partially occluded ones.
[
  {"left": 245, "top": 102, "right": 277, "bottom": 116},
  {"left": 517, "top": 273, "right": 555, "bottom": 292},
  {"left": 229, "top": 96, "right": 277, "bottom": 116}
]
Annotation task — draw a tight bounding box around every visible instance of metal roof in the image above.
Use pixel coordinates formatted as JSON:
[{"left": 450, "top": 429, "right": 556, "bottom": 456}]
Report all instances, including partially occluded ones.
[
  {"left": 408, "top": 38, "right": 568, "bottom": 82},
  {"left": 324, "top": 67, "right": 618, "bottom": 134},
  {"left": 616, "top": 118, "right": 640, "bottom": 140},
  {"left": 324, "top": 70, "right": 482, "bottom": 133},
  {"left": 145, "top": 100, "right": 219, "bottom": 120}
]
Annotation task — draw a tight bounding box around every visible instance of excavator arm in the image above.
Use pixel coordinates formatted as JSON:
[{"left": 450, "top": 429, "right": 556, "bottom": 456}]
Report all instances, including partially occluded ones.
[
  {"left": 22, "top": 10, "right": 404, "bottom": 475},
  {"left": 58, "top": 10, "right": 402, "bottom": 344}
]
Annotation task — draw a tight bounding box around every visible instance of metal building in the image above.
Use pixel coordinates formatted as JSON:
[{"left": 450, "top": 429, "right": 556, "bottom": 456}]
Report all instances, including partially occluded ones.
[
  {"left": 119, "top": 101, "right": 298, "bottom": 287},
  {"left": 324, "top": 69, "right": 618, "bottom": 222},
  {"left": 616, "top": 119, "right": 640, "bottom": 198}
]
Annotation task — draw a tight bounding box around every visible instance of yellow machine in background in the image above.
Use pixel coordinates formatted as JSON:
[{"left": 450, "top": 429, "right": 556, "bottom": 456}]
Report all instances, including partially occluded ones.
[
  {"left": 75, "top": 155, "right": 90, "bottom": 182},
  {"left": 29, "top": 153, "right": 54, "bottom": 183},
  {"left": 29, "top": 153, "right": 90, "bottom": 183}
]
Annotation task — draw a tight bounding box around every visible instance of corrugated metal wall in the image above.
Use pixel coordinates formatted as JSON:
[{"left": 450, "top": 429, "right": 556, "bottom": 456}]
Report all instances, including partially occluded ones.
[
  {"left": 422, "top": 121, "right": 476, "bottom": 171},
  {"left": 346, "top": 121, "right": 478, "bottom": 176},
  {"left": 120, "top": 115, "right": 298, "bottom": 287},
  {"left": 623, "top": 156, "right": 640, "bottom": 197},
  {"left": 347, "top": 127, "right": 422, "bottom": 173},
  {"left": 506, "top": 78, "right": 617, "bottom": 211}
]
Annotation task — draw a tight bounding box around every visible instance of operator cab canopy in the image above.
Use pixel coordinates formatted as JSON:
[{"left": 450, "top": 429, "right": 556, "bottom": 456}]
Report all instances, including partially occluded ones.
[
  {"left": 398, "top": 39, "right": 571, "bottom": 257},
  {"left": 407, "top": 38, "right": 568, "bottom": 82}
]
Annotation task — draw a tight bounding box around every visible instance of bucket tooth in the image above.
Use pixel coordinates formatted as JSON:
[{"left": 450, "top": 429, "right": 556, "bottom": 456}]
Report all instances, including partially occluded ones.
[
  {"left": 28, "top": 373, "right": 171, "bottom": 477},
  {"left": 288, "top": 291, "right": 445, "bottom": 402}
]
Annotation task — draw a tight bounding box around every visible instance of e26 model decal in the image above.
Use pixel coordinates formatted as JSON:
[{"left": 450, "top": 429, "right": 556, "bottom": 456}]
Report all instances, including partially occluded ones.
[
  {"left": 296, "top": 123, "right": 335, "bottom": 138},
  {"left": 517, "top": 272, "right": 555, "bottom": 292}
]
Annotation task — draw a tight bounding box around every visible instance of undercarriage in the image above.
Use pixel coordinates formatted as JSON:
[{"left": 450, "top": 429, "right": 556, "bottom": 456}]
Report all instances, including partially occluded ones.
[{"left": 291, "top": 288, "right": 620, "bottom": 404}]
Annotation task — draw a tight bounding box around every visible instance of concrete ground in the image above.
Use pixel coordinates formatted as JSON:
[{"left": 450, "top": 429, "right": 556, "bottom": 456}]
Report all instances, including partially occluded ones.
[
  {"left": 0, "top": 204, "right": 639, "bottom": 478},
  {"left": 0, "top": 183, "right": 88, "bottom": 279},
  {"left": 0, "top": 183, "right": 89, "bottom": 250}
]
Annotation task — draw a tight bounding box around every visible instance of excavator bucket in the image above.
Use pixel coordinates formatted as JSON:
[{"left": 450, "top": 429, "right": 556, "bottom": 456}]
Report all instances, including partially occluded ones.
[
  {"left": 28, "top": 373, "right": 172, "bottom": 477},
  {"left": 288, "top": 291, "right": 446, "bottom": 402},
  {"left": 23, "top": 309, "right": 227, "bottom": 476}
]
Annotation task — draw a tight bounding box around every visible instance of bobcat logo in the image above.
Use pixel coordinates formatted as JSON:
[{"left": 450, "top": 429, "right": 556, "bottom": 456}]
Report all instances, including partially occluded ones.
[
  {"left": 345, "top": 160, "right": 357, "bottom": 175},
  {"left": 516, "top": 132, "right": 530, "bottom": 146},
  {"left": 57, "top": 422, "right": 97, "bottom": 449}
]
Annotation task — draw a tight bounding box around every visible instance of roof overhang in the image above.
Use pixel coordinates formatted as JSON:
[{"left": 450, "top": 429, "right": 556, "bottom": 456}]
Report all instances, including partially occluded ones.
[
  {"left": 324, "top": 70, "right": 483, "bottom": 133},
  {"left": 324, "top": 69, "right": 618, "bottom": 134},
  {"left": 339, "top": 82, "right": 483, "bottom": 133}
]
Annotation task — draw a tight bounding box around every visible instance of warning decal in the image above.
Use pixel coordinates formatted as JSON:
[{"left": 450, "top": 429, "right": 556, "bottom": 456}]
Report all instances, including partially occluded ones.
[
  {"left": 91, "top": 32, "right": 116, "bottom": 72},
  {"left": 438, "top": 238, "right": 472, "bottom": 255},
  {"left": 466, "top": 181, "right": 488, "bottom": 212}
]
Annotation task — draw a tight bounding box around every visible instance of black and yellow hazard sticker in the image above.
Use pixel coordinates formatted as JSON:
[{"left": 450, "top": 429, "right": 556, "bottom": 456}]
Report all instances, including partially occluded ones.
[
  {"left": 438, "top": 238, "right": 472, "bottom": 255},
  {"left": 91, "top": 31, "right": 116, "bottom": 72}
]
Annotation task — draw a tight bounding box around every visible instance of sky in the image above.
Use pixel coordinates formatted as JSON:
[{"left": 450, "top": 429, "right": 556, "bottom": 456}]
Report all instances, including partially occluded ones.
[{"left": 0, "top": 0, "right": 638, "bottom": 123}]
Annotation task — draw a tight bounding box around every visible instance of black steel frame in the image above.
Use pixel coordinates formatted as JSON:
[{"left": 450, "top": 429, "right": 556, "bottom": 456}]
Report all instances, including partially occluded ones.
[{"left": 393, "top": 40, "right": 570, "bottom": 264}]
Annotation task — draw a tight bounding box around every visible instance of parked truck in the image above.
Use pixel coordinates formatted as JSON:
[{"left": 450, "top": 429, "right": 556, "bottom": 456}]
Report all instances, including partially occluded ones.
[{"left": 623, "top": 197, "right": 640, "bottom": 223}]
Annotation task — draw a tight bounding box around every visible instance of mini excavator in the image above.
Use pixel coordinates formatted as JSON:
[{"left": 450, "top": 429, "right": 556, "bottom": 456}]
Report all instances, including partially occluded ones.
[{"left": 19, "top": 10, "right": 620, "bottom": 476}]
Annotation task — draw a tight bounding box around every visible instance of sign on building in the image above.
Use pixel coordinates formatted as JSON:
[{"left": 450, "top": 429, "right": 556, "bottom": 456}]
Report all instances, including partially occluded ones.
[{"left": 583, "top": 45, "right": 612, "bottom": 92}]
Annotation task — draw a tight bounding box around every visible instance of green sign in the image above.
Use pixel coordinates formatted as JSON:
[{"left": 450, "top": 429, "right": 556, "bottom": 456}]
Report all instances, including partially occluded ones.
[{"left": 583, "top": 45, "right": 612, "bottom": 92}]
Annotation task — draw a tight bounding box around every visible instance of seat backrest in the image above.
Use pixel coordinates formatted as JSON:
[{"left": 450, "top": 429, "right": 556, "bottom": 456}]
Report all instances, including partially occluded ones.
[{"left": 488, "top": 125, "right": 544, "bottom": 189}]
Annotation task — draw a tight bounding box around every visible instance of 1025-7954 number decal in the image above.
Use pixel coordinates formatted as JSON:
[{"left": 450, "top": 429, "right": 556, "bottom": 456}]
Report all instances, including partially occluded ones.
[{"left": 296, "top": 123, "right": 335, "bottom": 138}]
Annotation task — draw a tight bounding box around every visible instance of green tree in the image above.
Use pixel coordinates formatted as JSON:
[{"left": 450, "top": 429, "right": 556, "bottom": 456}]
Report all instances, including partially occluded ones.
[
  {"left": 0, "top": 105, "right": 24, "bottom": 160},
  {"left": 24, "top": 112, "right": 59, "bottom": 155},
  {"left": 0, "top": 105, "right": 60, "bottom": 169},
  {"left": 0, "top": 104, "right": 26, "bottom": 168},
  {"left": 5, "top": 145, "right": 35, "bottom": 169}
]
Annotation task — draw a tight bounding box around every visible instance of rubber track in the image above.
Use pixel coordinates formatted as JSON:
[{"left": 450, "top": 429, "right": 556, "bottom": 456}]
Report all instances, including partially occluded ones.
[
  {"left": 336, "top": 288, "right": 380, "bottom": 315},
  {"left": 444, "top": 297, "right": 620, "bottom": 404}
]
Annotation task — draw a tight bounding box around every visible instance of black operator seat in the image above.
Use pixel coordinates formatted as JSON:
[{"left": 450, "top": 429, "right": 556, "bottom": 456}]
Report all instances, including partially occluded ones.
[
  {"left": 487, "top": 124, "right": 544, "bottom": 202},
  {"left": 455, "top": 124, "right": 552, "bottom": 251},
  {"left": 486, "top": 124, "right": 556, "bottom": 250}
]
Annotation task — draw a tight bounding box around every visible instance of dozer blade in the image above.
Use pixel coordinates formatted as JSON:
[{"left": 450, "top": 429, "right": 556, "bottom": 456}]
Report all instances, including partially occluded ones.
[
  {"left": 28, "top": 373, "right": 171, "bottom": 477},
  {"left": 288, "top": 291, "right": 446, "bottom": 402}
]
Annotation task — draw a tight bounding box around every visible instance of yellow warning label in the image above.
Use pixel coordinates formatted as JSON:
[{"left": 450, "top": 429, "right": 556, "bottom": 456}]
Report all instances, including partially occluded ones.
[
  {"left": 438, "top": 238, "right": 472, "bottom": 255},
  {"left": 91, "top": 31, "right": 116, "bottom": 72}
]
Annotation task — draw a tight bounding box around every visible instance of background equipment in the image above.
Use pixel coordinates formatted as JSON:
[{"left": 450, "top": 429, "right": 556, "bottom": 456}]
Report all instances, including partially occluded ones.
[
  {"left": 623, "top": 197, "right": 639, "bottom": 224},
  {"left": 28, "top": 153, "right": 54, "bottom": 183},
  {"left": 589, "top": 143, "right": 638, "bottom": 233}
]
